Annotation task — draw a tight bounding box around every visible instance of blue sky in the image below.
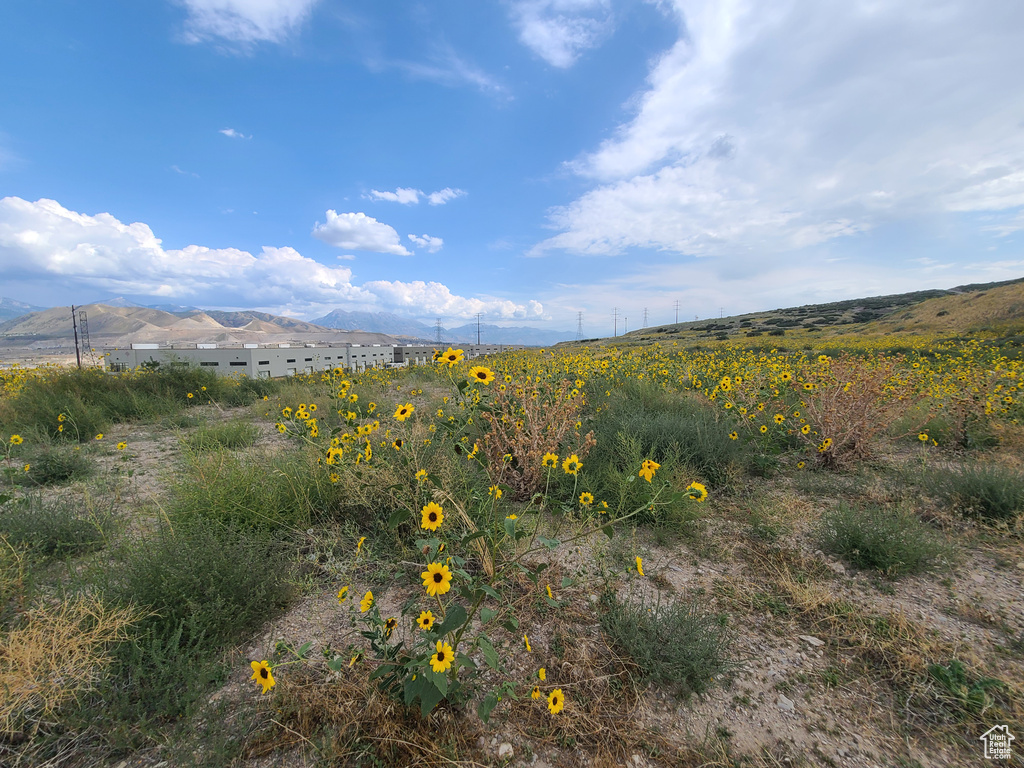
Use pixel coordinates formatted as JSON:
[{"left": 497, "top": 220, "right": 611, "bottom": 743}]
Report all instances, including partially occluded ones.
[{"left": 1, "top": 0, "right": 1023, "bottom": 336}]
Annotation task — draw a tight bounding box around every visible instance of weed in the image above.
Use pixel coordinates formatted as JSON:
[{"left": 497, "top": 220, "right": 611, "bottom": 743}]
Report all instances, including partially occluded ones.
[
  {"left": 180, "top": 419, "right": 260, "bottom": 451},
  {"left": 600, "top": 591, "right": 740, "bottom": 699},
  {"left": 926, "top": 659, "right": 1006, "bottom": 719},
  {"left": 923, "top": 462, "right": 1024, "bottom": 522},
  {"left": 0, "top": 494, "right": 114, "bottom": 560},
  {"left": 20, "top": 442, "right": 93, "bottom": 485},
  {"left": 816, "top": 503, "right": 949, "bottom": 577}
]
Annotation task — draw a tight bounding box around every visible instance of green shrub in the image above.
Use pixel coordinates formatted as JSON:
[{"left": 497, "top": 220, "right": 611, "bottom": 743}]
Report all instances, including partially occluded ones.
[
  {"left": 180, "top": 420, "right": 259, "bottom": 451},
  {"left": 0, "top": 495, "right": 112, "bottom": 559},
  {"left": 0, "top": 368, "right": 281, "bottom": 442},
  {"left": 816, "top": 503, "right": 948, "bottom": 577},
  {"left": 587, "top": 380, "right": 742, "bottom": 491},
  {"left": 87, "top": 522, "right": 294, "bottom": 732},
  {"left": 20, "top": 443, "right": 93, "bottom": 485},
  {"left": 169, "top": 447, "right": 343, "bottom": 530},
  {"left": 924, "top": 462, "right": 1024, "bottom": 521},
  {"left": 599, "top": 592, "right": 739, "bottom": 698},
  {"left": 927, "top": 659, "right": 1007, "bottom": 719}
]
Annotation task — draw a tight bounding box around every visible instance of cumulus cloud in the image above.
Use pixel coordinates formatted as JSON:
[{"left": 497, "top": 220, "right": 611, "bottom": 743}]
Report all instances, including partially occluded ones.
[
  {"left": 362, "top": 279, "right": 545, "bottom": 319},
  {"left": 427, "top": 187, "right": 466, "bottom": 205},
  {"left": 177, "top": 0, "right": 319, "bottom": 44},
  {"left": 368, "top": 187, "right": 422, "bottom": 205},
  {"left": 219, "top": 127, "right": 251, "bottom": 139},
  {"left": 510, "top": 0, "right": 613, "bottom": 68},
  {"left": 311, "top": 210, "right": 411, "bottom": 256},
  {"left": 0, "top": 197, "right": 538, "bottom": 320},
  {"left": 535, "top": 0, "right": 1024, "bottom": 259},
  {"left": 367, "top": 187, "right": 466, "bottom": 206},
  {"left": 408, "top": 234, "right": 444, "bottom": 253}
]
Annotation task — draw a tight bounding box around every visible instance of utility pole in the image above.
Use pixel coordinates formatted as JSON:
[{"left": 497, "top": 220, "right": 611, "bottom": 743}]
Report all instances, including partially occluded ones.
[
  {"left": 475, "top": 313, "right": 482, "bottom": 345},
  {"left": 575, "top": 311, "right": 583, "bottom": 341},
  {"left": 612, "top": 307, "right": 619, "bottom": 337},
  {"left": 673, "top": 300, "right": 680, "bottom": 324},
  {"left": 642, "top": 307, "right": 648, "bottom": 327},
  {"left": 71, "top": 305, "right": 82, "bottom": 369}
]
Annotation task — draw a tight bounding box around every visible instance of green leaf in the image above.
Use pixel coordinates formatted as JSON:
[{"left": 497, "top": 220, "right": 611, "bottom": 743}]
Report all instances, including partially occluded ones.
[
  {"left": 456, "top": 653, "right": 477, "bottom": 669},
  {"left": 537, "top": 535, "right": 560, "bottom": 550},
  {"left": 434, "top": 604, "right": 468, "bottom": 636},
  {"left": 479, "top": 584, "right": 500, "bottom": 600},
  {"left": 388, "top": 508, "right": 412, "bottom": 528},
  {"left": 503, "top": 518, "right": 517, "bottom": 538},
  {"left": 560, "top": 577, "right": 575, "bottom": 588},
  {"left": 461, "top": 530, "right": 487, "bottom": 544},
  {"left": 427, "top": 667, "right": 449, "bottom": 697},
  {"left": 477, "top": 635, "right": 500, "bottom": 670},
  {"left": 296, "top": 641, "right": 313, "bottom": 659},
  {"left": 420, "top": 681, "right": 446, "bottom": 717},
  {"left": 601, "top": 523, "right": 614, "bottom": 539},
  {"left": 403, "top": 675, "right": 424, "bottom": 706},
  {"left": 500, "top": 617, "right": 519, "bottom": 633},
  {"left": 478, "top": 693, "right": 499, "bottom": 724},
  {"left": 480, "top": 607, "right": 497, "bottom": 624},
  {"left": 327, "top": 657, "right": 345, "bottom": 672}
]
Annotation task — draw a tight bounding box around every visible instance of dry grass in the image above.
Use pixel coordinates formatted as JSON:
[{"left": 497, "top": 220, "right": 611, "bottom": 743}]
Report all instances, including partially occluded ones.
[{"left": 0, "top": 594, "right": 140, "bottom": 738}]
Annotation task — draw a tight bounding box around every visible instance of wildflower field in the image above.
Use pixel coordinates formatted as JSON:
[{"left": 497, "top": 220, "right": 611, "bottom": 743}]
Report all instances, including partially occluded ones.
[{"left": 0, "top": 335, "right": 1022, "bottom": 768}]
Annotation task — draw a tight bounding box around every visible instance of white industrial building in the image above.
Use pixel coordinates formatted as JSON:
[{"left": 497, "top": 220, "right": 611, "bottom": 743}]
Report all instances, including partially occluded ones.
[{"left": 104, "top": 342, "right": 522, "bottom": 377}]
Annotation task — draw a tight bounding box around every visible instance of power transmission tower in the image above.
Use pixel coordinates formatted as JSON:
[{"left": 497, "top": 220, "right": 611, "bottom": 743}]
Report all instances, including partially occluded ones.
[
  {"left": 78, "top": 308, "right": 93, "bottom": 365},
  {"left": 71, "top": 305, "right": 82, "bottom": 369},
  {"left": 642, "top": 307, "right": 648, "bottom": 327},
  {"left": 475, "top": 313, "right": 482, "bottom": 345},
  {"left": 575, "top": 311, "right": 583, "bottom": 341},
  {"left": 673, "top": 300, "right": 680, "bottom": 324},
  {"left": 612, "top": 307, "right": 619, "bottom": 337},
  {"left": 624, "top": 316, "right": 628, "bottom": 334},
  {"left": 435, "top": 318, "right": 443, "bottom": 344}
]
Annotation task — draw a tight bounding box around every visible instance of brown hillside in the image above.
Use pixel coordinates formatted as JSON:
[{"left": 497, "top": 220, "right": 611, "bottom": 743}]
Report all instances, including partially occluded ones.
[{"left": 872, "top": 281, "right": 1024, "bottom": 335}]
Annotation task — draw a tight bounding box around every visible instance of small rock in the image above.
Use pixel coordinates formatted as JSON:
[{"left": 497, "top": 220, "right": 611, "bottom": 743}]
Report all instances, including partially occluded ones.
[
  {"left": 971, "top": 572, "right": 986, "bottom": 584},
  {"left": 777, "top": 694, "right": 795, "bottom": 712},
  {"left": 826, "top": 561, "right": 846, "bottom": 575},
  {"left": 799, "top": 635, "right": 825, "bottom": 647},
  {"left": 1016, "top": 561, "right": 1024, "bottom": 570},
  {"left": 114, "top": 763, "right": 128, "bottom": 768},
  {"left": 497, "top": 743, "right": 514, "bottom": 759}
]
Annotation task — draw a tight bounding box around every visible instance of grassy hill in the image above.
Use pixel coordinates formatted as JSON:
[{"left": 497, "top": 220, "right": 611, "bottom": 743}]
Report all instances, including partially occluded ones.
[{"left": 564, "top": 277, "right": 1024, "bottom": 349}]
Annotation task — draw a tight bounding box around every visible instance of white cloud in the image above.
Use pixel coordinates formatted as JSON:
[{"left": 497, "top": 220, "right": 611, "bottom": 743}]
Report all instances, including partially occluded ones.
[
  {"left": 171, "top": 164, "right": 200, "bottom": 177},
  {"left": 535, "top": 0, "right": 1024, "bottom": 259},
  {"left": 510, "top": 0, "right": 613, "bottom": 68},
  {"left": 363, "top": 279, "right": 545, "bottom": 320},
  {"left": 367, "top": 187, "right": 466, "bottom": 206},
  {"left": 384, "top": 45, "right": 508, "bottom": 96},
  {"left": 408, "top": 234, "right": 444, "bottom": 253},
  {"left": 0, "top": 197, "right": 541, "bottom": 320},
  {"left": 427, "top": 187, "right": 466, "bottom": 205},
  {"left": 177, "top": 0, "right": 319, "bottom": 44},
  {"left": 219, "top": 128, "right": 251, "bottom": 139},
  {"left": 368, "top": 187, "right": 422, "bottom": 204},
  {"left": 311, "top": 210, "right": 411, "bottom": 256}
]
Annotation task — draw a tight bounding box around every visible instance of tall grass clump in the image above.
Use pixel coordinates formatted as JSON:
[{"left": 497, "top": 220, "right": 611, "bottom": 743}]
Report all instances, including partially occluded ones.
[
  {"left": 169, "top": 446, "right": 344, "bottom": 530},
  {"left": 0, "top": 367, "right": 280, "bottom": 442},
  {"left": 87, "top": 522, "right": 294, "bottom": 735},
  {"left": 599, "top": 591, "right": 739, "bottom": 699},
  {"left": 180, "top": 420, "right": 260, "bottom": 451},
  {"left": 816, "top": 503, "right": 948, "bottom": 577},
  {"left": 588, "top": 379, "right": 741, "bottom": 491},
  {"left": 20, "top": 442, "right": 93, "bottom": 486},
  {"left": 0, "top": 495, "right": 113, "bottom": 560},
  {"left": 923, "top": 462, "right": 1024, "bottom": 522}
]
